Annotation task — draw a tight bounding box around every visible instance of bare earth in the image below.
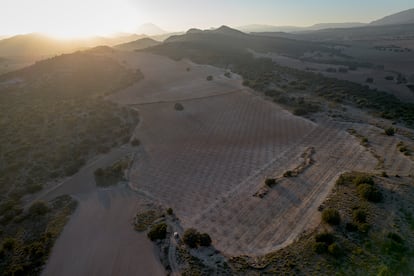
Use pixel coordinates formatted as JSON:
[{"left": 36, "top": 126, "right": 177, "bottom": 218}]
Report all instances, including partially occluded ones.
[{"left": 42, "top": 51, "right": 411, "bottom": 275}]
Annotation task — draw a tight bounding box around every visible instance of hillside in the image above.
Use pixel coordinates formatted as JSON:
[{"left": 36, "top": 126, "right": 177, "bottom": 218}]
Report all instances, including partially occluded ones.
[
  {"left": 254, "top": 23, "right": 414, "bottom": 42},
  {"left": 149, "top": 25, "right": 338, "bottom": 62},
  {"left": 371, "top": 8, "right": 414, "bottom": 26},
  {"left": 0, "top": 50, "right": 142, "bottom": 274},
  {"left": 115, "top": 37, "right": 160, "bottom": 51},
  {"left": 0, "top": 33, "right": 145, "bottom": 58}
]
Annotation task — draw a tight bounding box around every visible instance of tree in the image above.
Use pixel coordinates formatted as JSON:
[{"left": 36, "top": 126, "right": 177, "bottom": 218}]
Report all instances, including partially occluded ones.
[
  {"left": 182, "top": 228, "right": 200, "bottom": 248},
  {"left": 357, "top": 184, "right": 382, "bottom": 202},
  {"left": 322, "top": 208, "right": 341, "bottom": 225},
  {"left": 199, "top": 233, "right": 212, "bottom": 247},
  {"left": 206, "top": 75, "right": 213, "bottom": 81},
  {"left": 147, "top": 223, "right": 167, "bottom": 241}
]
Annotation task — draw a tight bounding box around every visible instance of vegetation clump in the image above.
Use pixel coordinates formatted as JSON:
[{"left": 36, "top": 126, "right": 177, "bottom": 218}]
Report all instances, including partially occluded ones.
[
  {"left": 357, "top": 184, "right": 382, "bottom": 202},
  {"left": 264, "top": 178, "right": 277, "bottom": 187},
  {"left": 206, "top": 75, "right": 213, "bottom": 81},
  {"left": 130, "top": 138, "right": 141, "bottom": 146},
  {"left": 94, "top": 158, "right": 131, "bottom": 187},
  {"left": 182, "top": 228, "right": 212, "bottom": 248},
  {"left": 0, "top": 195, "right": 77, "bottom": 275},
  {"left": 384, "top": 127, "right": 395, "bottom": 136},
  {"left": 322, "top": 208, "right": 341, "bottom": 225},
  {"left": 174, "top": 103, "right": 184, "bottom": 111},
  {"left": 134, "top": 209, "right": 164, "bottom": 232},
  {"left": 147, "top": 223, "right": 167, "bottom": 241}
]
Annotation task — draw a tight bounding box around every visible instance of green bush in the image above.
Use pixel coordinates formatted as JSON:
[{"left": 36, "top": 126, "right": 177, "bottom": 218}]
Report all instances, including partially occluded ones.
[
  {"left": 147, "top": 223, "right": 167, "bottom": 241},
  {"left": 28, "top": 201, "right": 49, "bottom": 216},
  {"left": 206, "top": 75, "right": 213, "bottom": 81},
  {"left": 315, "top": 232, "right": 334, "bottom": 245},
  {"left": 167, "top": 208, "right": 173, "bottom": 215},
  {"left": 199, "top": 233, "right": 212, "bottom": 247},
  {"left": 183, "top": 228, "right": 200, "bottom": 248},
  {"left": 313, "top": 242, "right": 327, "bottom": 254},
  {"left": 328, "top": 243, "right": 342, "bottom": 257},
  {"left": 357, "top": 184, "right": 382, "bottom": 202},
  {"left": 264, "top": 178, "right": 276, "bottom": 187},
  {"left": 353, "top": 209, "right": 367, "bottom": 223},
  {"left": 322, "top": 209, "right": 341, "bottom": 225},
  {"left": 353, "top": 175, "right": 374, "bottom": 186},
  {"left": 346, "top": 222, "right": 358, "bottom": 232}
]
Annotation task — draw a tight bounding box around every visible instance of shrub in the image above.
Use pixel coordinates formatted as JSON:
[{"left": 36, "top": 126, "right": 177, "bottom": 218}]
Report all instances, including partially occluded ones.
[
  {"left": 353, "top": 175, "right": 374, "bottom": 186},
  {"left": 206, "top": 75, "right": 213, "bottom": 81},
  {"left": 2, "top": 237, "right": 17, "bottom": 251},
  {"left": 328, "top": 243, "right": 342, "bottom": 257},
  {"left": 264, "top": 178, "right": 276, "bottom": 187},
  {"left": 315, "top": 232, "right": 334, "bottom": 245},
  {"left": 28, "top": 201, "right": 49, "bottom": 216},
  {"left": 167, "top": 208, "right": 173, "bottom": 215},
  {"left": 183, "top": 228, "right": 200, "bottom": 248},
  {"left": 357, "top": 184, "right": 382, "bottom": 202},
  {"left": 322, "top": 209, "right": 341, "bottom": 225},
  {"left": 384, "top": 127, "right": 395, "bottom": 136},
  {"left": 358, "top": 223, "right": 371, "bottom": 233},
  {"left": 346, "top": 222, "right": 358, "bottom": 232},
  {"left": 130, "top": 138, "right": 140, "bottom": 146},
  {"left": 313, "top": 242, "right": 327, "bottom": 254},
  {"left": 387, "top": 232, "right": 403, "bottom": 244},
  {"left": 366, "top": 77, "right": 374, "bottom": 83},
  {"left": 174, "top": 103, "right": 184, "bottom": 111},
  {"left": 147, "top": 223, "right": 167, "bottom": 241},
  {"left": 199, "top": 233, "right": 212, "bottom": 247},
  {"left": 353, "top": 209, "right": 367, "bottom": 223},
  {"left": 283, "top": 171, "right": 293, "bottom": 177}
]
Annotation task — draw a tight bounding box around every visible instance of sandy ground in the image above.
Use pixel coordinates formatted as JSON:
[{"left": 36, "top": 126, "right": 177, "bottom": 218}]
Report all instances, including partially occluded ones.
[
  {"left": 40, "top": 145, "right": 165, "bottom": 276},
  {"left": 41, "top": 50, "right": 411, "bottom": 274},
  {"left": 106, "top": 52, "right": 378, "bottom": 255},
  {"left": 42, "top": 185, "right": 165, "bottom": 276}
]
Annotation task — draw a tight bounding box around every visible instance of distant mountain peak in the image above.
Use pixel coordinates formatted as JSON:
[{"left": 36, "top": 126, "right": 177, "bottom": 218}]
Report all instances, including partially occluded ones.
[
  {"left": 211, "top": 25, "right": 246, "bottom": 36},
  {"left": 136, "top": 23, "right": 166, "bottom": 36}
]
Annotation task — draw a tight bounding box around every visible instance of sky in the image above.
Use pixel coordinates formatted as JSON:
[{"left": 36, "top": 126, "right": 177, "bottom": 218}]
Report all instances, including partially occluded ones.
[{"left": 1, "top": 0, "right": 413, "bottom": 38}]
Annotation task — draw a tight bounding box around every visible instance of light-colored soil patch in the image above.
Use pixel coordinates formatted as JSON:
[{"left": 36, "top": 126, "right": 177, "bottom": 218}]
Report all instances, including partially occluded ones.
[
  {"left": 42, "top": 185, "right": 165, "bottom": 276},
  {"left": 108, "top": 52, "right": 243, "bottom": 105}
]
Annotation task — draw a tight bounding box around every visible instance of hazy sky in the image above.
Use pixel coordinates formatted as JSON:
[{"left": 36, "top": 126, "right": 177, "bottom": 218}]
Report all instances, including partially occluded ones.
[{"left": 1, "top": 0, "right": 413, "bottom": 38}]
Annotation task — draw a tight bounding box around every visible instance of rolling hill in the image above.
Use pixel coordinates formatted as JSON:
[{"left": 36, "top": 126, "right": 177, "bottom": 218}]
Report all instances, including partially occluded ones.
[
  {"left": 114, "top": 37, "right": 161, "bottom": 51},
  {"left": 150, "top": 25, "right": 337, "bottom": 63},
  {"left": 371, "top": 8, "right": 414, "bottom": 26}
]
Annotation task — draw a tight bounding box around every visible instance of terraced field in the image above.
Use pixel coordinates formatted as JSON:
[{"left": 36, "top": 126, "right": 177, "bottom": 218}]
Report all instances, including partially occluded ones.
[{"left": 110, "top": 52, "right": 380, "bottom": 255}]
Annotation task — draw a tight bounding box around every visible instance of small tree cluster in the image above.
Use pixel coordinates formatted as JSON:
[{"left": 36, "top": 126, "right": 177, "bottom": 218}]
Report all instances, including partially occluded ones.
[
  {"left": 357, "top": 184, "right": 382, "bottom": 202},
  {"left": 313, "top": 232, "right": 342, "bottom": 257},
  {"left": 147, "top": 223, "right": 167, "bottom": 241},
  {"left": 322, "top": 208, "right": 341, "bottom": 225},
  {"left": 182, "top": 228, "right": 212, "bottom": 248},
  {"left": 28, "top": 201, "right": 49, "bottom": 216},
  {"left": 264, "top": 178, "right": 277, "bottom": 187}
]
